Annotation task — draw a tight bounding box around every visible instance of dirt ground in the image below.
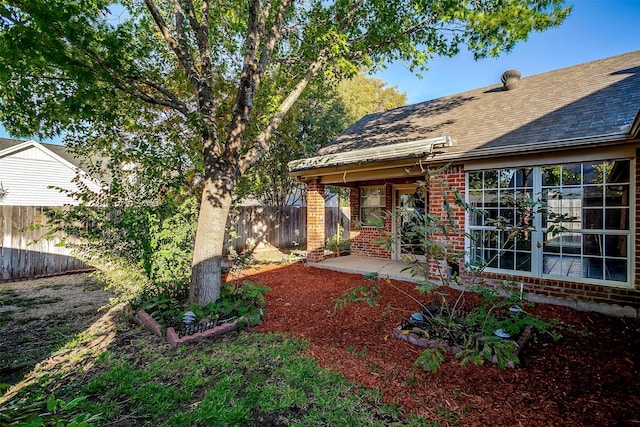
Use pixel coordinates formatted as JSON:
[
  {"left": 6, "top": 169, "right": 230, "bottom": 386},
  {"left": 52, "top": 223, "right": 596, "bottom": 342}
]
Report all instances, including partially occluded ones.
[
  {"left": 1, "top": 264, "right": 639, "bottom": 426},
  {"left": 0, "top": 273, "right": 113, "bottom": 386}
]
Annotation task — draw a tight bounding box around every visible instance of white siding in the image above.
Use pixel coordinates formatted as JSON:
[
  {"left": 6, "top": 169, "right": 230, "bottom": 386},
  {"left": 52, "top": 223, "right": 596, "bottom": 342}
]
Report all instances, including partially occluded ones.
[{"left": 0, "top": 146, "right": 97, "bottom": 206}]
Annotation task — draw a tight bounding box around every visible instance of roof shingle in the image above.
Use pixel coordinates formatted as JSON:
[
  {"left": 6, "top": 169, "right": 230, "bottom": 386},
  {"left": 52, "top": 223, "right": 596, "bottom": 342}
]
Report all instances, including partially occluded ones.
[{"left": 303, "top": 51, "right": 640, "bottom": 170}]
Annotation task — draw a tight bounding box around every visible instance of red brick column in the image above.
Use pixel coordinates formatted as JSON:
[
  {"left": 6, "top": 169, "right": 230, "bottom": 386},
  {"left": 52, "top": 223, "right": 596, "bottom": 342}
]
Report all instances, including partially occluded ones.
[
  {"left": 349, "top": 187, "right": 360, "bottom": 231},
  {"left": 428, "top": 165, "right": 466, "bottom": 278},
  {"left": 306, "top": 178, "right": 325, "bottom": 263}
]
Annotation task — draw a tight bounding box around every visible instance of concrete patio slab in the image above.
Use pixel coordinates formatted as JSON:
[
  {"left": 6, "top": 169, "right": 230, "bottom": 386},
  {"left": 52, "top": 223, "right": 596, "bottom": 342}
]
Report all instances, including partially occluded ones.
[{"left": 308, "top": 255, "right": 426, "bottom": 283}]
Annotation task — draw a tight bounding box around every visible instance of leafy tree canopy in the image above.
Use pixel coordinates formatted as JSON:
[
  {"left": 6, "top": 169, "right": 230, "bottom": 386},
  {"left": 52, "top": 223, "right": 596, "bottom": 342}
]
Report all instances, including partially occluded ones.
[
  {"left": 0, "top": 0, "right": 571, "bottom": 304},
  {"left": 236, "top": 73, "right": 407, "bottom": 206}
]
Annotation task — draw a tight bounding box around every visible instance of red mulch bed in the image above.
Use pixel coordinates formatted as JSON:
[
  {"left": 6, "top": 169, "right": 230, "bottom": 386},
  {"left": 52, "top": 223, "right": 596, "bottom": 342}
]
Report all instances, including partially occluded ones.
[{"left": 235, "top": 262, "right": 640, "bottom": 426}]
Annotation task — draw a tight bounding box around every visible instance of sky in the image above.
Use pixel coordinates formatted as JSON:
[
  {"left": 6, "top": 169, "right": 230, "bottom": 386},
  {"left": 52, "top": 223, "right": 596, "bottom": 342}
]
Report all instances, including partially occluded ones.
[
  {"left": 1, "top": 0, "right": 639, "bottom": 145},
  {"left": 374, "top": 0, "right": 640, "bottom": 104}
]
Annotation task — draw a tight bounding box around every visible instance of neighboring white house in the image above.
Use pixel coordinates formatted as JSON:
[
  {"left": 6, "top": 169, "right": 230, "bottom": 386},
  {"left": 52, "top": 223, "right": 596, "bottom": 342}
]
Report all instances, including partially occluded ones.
[{"left": 0, "top": 138, "right": 100, "bottom": 206}]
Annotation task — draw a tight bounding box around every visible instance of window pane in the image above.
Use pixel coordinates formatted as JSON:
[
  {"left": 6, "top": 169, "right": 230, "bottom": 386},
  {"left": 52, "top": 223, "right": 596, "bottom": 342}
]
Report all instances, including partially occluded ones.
[
  {"left": 361, "top": 207, "right": 383, "bottom": 226},
  {"left": 515, "top": 235, "right": 532, "bottom": 251},
  {"left": 542, "top": 165, "right": 561, "bottom": 187},
  {"left": 558, "top": 255, "right": 581, "bottom": 277},
  {"left": 516, "top": 168, "right": 534, "bottom": 188},
  {"left": 604, "top": 235, "right": 627, "bottom": 257},
  {"left": 562, "top": 233, "right": 581, "bottom": 255},
  {"left": 499, "top": 169, "right": 515, "bottom": 189},
  {"left": 583, "top": 234, "right": 603, "bottom": 256},
  {"left": 500, "top": 206, "right": 515, "bottom": 226},
  {"left": 468, "top": 171, "right": 482, "bottom": 189},
  {"left": 499, "top": 251, "right": 515, "bottom": 270},
  {"left": 485, "top": 190, "right": 498, "bottom": 221},
  {"left": 361, "top": 186, "right": 384, "bottom": 207},
  {"left": 562, "top": 164, "right": 582, "bottom": 185},
  {"left": 605, "top": 185, "right": 629, "bottom": 206},
  {"left": 485, "top": 190, "right": 498, "bottom": 208},
  {"left": 543, "top": 253, "right": 561, "bottom": 275},
  {"left": 468, "top": 189, "right": 482, "bottom": 208},
  {"left": 469, "top": 210, "right": 483, "bottom": 227},
  {"left": 584, "top": 257, "right": 603, "bottom": 280},
  {"left": 486, "top": 250, "right": 499, "bottom": 268},
  {"left": 605, "top": 259, "right": 627, "bottom": 282},
  {"left": 583, "top": 208, "right": 603, "bottom": 229},
  {"left": 484, "top": 170, "right": 499, "bottom": 189},
  {"left": 515, "top": 252, "right": 532, "bottom": 272},
  {"left": 606, "top": 160, "right": 630, "bottom": 183},
  {"left": 544, "top": 232, "right": 561, "bottom": 254},
  {"left": 583, "top": 162, "right": 602, "bottom": 185},
  {"left": 484, "top": 230, "right": 498, "bottom": 249},
  {"left": 583, "top": 185, "right": 603, "bottom": 207},
  {"left": 605, "top": 208, "right": 629, "bottom": 230},
  {"left": 500, "top": 231, "right": 515, "bottom": 250},
  {"left": 469, "top": 230, "right": 483, "bottom": 251}
]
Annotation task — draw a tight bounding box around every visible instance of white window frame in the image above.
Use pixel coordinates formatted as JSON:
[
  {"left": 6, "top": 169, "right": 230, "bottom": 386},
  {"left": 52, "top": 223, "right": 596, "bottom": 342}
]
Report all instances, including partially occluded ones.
[
  {"left": 465, "top": 158, "right": 634, "bottom": 288},
  {"left": 360, "top": 185, "right": 386, "bottom": 227}
]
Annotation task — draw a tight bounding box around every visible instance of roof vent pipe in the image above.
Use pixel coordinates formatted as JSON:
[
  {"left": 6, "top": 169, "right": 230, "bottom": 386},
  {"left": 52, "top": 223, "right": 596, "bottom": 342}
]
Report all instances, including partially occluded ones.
[{"left": 501, "top": 69, "right": 521, "bottom": 90}]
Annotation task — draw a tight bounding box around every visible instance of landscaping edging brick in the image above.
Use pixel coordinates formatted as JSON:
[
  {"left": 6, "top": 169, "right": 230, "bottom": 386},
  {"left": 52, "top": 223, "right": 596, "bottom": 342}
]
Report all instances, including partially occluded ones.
[{"left": 133, "top": 309, "right": 240, "bottom": 348}]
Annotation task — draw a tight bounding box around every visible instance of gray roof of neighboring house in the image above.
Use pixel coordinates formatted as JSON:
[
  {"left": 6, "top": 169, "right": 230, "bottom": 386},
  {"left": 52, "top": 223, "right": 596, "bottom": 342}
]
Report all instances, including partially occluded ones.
[
  {"left": 0, "top": 138, "right": 85, "bottom": 169},
  {"left": 290, "top": 50, "right": 640, "bottom": 173}
]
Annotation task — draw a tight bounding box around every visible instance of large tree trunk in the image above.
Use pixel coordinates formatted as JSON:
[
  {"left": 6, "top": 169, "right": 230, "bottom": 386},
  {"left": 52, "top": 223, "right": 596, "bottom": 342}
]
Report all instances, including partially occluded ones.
[{"left": 189, "top": 176, "right": 234, "bottom": 305}]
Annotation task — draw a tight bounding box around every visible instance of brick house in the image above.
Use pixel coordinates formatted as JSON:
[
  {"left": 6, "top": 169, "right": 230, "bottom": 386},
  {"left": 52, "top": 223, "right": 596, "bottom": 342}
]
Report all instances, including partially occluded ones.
[{"left": 289, "top": 51, "right": 640, "bottom": 312}]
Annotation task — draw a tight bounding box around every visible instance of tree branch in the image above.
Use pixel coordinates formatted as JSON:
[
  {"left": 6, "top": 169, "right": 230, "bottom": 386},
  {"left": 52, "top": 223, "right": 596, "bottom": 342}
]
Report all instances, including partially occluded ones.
[
  {"left": 349, "top": 15, "right": 437, "bottom": 61},
  {"left": 256, "top": 0, "right": 294, "bottom": 77},
  {"left": 183, "top": 0, "right": 212, "bottom": 82},
  {"left": 223, "top": 0, "right": 272, "bottom": 163},
  {"left": 144, "top": 0, "right": 201, "bottom": 91},
  {"left": 240, "top": 47, "right": 331, "bottom": 172}
]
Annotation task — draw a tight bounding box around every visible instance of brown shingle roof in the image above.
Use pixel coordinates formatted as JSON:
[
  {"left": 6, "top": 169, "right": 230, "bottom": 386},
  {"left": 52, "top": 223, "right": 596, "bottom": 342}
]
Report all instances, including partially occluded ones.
[{"left": 292, "top": 51, "right": 640, "bottom": 172}]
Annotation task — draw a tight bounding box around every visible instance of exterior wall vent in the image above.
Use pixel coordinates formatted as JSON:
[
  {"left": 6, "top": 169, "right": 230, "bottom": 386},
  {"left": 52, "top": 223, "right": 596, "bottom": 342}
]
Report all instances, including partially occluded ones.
[{"left": 501, "top": 69, "right": 521, "bottom": 90}]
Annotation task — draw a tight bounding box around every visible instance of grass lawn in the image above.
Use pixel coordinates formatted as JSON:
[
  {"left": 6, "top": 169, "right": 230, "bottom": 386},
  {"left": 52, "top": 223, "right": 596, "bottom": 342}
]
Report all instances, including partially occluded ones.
[{"left": 0, "top": 299, "right": 433, "bottom": 426}]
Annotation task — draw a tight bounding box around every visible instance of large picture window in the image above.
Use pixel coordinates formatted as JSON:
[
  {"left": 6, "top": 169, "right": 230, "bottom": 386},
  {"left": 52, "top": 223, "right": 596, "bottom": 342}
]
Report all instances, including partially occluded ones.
[
  {"left": 467, "top": 160, "right": 631, "bottom": 285},
  {"left": 360, "top": 186, "right": 385, "bottom": 226}
]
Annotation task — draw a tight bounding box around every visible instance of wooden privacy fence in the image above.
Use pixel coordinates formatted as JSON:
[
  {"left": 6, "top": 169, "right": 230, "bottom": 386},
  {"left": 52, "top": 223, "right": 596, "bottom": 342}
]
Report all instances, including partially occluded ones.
[
  {"left": 0, "top": 206, "right": 89, "bottom": 281},
  {"left": 1, "top": 205, "right": 350, "bottom": 281},
  {"left": 224, "top": 206, "right": 350, "bottom": 253}
]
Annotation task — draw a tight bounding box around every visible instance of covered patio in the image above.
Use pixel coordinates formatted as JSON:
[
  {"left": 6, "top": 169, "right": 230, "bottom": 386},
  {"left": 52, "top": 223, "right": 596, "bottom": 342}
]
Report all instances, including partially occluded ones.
[{"left": 308, "top": 255, "right": 426, "bottom": 283}]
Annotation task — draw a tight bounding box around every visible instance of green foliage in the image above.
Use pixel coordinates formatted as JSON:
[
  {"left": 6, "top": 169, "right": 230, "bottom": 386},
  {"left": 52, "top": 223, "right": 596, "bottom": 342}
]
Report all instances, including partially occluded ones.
[
  {"left": 337, "top": 73, "right": 407, "bottom": 123},
  {"left": 325, "top": 224, "right": 350, "bottom": 254},
  {"left": 148, "top": 196, "right": 198, "bottom": 293},
  {"left": 334, "top": 272, "right": 381, "bottom": 310},
  {"left": 414, "top": 348, "right": 445, "bottom": 373},
  {"left": 341, "top": 165, "right": 569, "bottom": 371},
  {"left": 0, "top": 394, "right": 102, "bottom": 427},
  {"left": 136, "top": 279, "right": 270, "bottom": 331},
  {"left": 0, "top": 0, "right": 571, "bottom": 305},
  {"left": 213, "top": 280, "right": 271, "bottom": 326}
]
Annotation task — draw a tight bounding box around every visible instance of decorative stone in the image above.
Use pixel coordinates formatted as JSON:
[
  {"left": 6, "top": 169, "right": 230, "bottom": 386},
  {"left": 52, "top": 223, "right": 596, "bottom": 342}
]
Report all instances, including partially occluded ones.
[
  {"left": 136, "top": 310, "right": 163, "bottom": 337},
  {"left": 166, "top": 327, "right": 179, "bottom": 347}
]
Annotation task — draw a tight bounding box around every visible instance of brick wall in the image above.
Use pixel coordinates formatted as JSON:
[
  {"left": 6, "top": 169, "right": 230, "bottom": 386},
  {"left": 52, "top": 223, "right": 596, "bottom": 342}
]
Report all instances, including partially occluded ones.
[
  {"left": 463, "top": 271, "right": 640, "bottom": 308},
  {"left": 426, "top": 165, "right": 466, "bottom": 278},
  {"left": 306, "top": 179, "right": 325, "bottom": 263},
  {"left": 349, "top": 183, "right": 392, "bottom": 259}
]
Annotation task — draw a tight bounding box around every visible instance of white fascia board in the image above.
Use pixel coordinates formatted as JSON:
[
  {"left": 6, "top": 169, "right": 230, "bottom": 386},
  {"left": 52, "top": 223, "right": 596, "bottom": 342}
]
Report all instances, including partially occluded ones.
[
  {"left": 288, "top": 136, "right": 453, "bottom": 172},
  {"left": 0, "top": 140, "right": 80, "bottom": 172}
]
